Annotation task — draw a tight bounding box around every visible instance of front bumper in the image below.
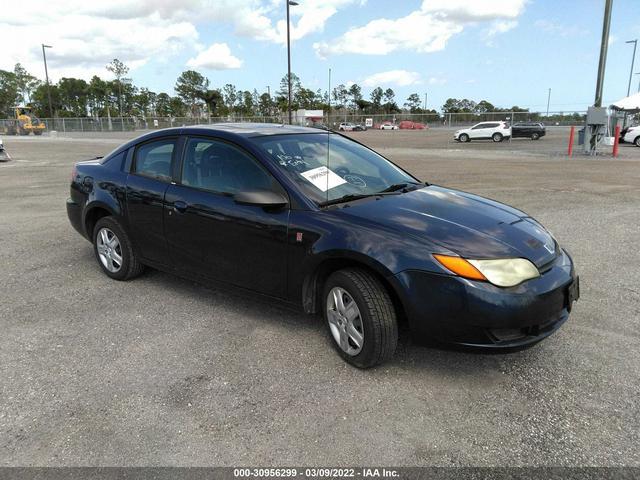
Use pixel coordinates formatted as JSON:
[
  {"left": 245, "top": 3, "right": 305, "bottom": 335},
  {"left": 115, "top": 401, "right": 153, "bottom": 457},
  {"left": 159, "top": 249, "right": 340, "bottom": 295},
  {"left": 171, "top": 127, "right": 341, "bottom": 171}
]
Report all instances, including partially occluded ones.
[{"left": 393, "top": 249, "right": 579, "bottom": 348}]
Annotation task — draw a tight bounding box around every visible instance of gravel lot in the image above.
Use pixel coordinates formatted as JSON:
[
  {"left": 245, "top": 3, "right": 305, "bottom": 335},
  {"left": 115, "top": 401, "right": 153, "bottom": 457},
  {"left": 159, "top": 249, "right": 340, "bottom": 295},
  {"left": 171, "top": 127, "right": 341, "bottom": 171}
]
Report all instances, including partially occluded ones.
[{"left": 1, "top": 129, "right": 639, "bottom": 467}]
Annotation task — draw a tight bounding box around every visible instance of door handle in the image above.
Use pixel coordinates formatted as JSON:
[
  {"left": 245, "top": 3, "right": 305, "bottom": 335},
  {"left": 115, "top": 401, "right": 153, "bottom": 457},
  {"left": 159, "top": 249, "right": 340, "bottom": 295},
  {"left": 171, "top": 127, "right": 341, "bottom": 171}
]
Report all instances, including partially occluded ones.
[{"left": 173, "top": 200, "right": 188, "bottom": 213}]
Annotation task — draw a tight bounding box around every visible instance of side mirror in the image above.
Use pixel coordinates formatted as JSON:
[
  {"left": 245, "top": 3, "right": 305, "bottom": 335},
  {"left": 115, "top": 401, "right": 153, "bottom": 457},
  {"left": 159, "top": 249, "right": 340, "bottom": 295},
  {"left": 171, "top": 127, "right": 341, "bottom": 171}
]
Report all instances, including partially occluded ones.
[{"left": 234, "top": 190, "right": 288, "bottom": 209}]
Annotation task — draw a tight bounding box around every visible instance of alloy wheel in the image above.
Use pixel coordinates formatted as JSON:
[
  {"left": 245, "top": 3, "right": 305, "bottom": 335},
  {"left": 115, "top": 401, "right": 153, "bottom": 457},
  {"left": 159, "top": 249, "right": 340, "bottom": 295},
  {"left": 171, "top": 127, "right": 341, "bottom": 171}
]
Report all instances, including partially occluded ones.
[
  {"left": 96, "top": 227, "right": 123, "bottom": 273},
  {"left": 326, "top": 286, "right": 364, "bottom": 356}
]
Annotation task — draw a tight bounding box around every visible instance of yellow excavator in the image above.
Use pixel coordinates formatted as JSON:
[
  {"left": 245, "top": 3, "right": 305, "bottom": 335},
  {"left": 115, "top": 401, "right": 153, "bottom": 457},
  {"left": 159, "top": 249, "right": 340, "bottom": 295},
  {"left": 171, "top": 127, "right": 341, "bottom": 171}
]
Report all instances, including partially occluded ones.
[{"left": 0, "top": 106, "right": 46, "bottom": 135}]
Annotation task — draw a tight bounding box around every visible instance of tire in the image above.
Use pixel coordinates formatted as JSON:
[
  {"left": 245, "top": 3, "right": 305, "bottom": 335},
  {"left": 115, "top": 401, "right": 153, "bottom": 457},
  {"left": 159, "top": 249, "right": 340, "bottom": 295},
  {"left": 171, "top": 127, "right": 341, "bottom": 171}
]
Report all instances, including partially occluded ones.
[
  {"left": 323, "top": 268, "right": 398, "bottom": 368},
  {"left": 33, "top": 130, "right": 43, "bottom": 136},
  {"left": 93, "top": 216, "right": 145, "bottom": 281},
  {"left": 531, "top": 133, "right": 540, "bottom": 140},
  {"left": 635, "top": 136, "right": 640, "bottom": 147},
  {"left": 492, "top": 132, "right": 503, "bottom": 142},
  {"left": 459, "top": 133, "right": 469, "bottom": 143}
]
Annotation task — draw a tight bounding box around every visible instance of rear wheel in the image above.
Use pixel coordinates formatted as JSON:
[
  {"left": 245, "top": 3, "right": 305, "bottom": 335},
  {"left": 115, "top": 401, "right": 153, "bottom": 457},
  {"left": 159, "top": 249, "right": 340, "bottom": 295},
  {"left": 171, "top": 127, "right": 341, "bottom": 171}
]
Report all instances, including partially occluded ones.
[
  {"left": 531, "top": 132, "right": 540, "bottom": 140},
  {"left": 33, "top": 130, "right": 43, "bottom": 136},
  {"left": 93, "top": 216, "right": 145, "bottom": 280},
  {"left": 459, "top": 133, "right": 470, "bottom": 142},
  {"left": 492, "top": 132, "right": 503, "bottom": 142},
  {"left": 323, "top": 268, "right": 398, "bottom": 368},
  {"left": 635, "top": 136, "right": 640, "bottom": 147}
]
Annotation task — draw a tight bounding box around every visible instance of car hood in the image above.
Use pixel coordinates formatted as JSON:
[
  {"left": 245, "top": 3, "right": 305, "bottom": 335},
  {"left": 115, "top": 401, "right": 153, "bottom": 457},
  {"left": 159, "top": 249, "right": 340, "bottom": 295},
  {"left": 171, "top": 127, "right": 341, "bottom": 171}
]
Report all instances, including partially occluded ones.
[{"left": 333, "top": 185, "right": 557, "bottom": 268}]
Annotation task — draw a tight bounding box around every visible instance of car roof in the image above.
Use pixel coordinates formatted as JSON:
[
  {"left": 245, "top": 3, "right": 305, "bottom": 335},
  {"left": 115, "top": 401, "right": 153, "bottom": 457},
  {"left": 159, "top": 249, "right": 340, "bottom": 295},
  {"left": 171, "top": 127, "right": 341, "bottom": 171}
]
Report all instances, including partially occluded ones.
[{"left": 110, "top": 123, "right": 330, "bottom": 157}]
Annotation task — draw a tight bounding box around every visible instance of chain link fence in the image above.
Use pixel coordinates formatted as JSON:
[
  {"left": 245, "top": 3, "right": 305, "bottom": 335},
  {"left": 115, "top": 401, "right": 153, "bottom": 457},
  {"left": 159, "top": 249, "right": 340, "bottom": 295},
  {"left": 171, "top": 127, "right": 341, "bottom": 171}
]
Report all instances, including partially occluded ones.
[
  {"left": 323, "top": 111, "right": 587, "bottom": 129},
  {"left": 0, "top": 111, "right": 588, "bottom": 135}
]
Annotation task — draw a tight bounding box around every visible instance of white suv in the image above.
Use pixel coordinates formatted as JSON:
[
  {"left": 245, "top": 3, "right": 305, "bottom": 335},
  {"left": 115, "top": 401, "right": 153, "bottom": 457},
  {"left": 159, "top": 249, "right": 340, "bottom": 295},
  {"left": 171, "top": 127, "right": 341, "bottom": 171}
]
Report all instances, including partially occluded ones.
[
  {"left": 338, "top": 122, "right": 356, "bottom": 131},
  {"left": 454, "top": 121, "right": 512, "bottom": 143},
  {"left": 623, "top": 126, "right": 640, "bottom": 147}
]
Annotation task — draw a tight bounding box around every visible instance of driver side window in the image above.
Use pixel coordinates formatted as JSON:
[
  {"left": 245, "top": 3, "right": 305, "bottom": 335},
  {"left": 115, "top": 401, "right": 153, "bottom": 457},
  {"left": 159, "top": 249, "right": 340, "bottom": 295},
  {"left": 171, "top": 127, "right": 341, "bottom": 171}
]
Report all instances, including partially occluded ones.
[{"left": 181, "top": 138, "right": 282, "bottom": 195}]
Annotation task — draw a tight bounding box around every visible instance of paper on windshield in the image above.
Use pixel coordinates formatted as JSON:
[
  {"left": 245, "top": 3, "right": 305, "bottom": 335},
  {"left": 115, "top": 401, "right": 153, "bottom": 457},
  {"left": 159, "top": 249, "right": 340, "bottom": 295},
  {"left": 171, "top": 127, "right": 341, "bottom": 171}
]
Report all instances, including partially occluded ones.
[{"left": 300, "top": 166, "right": 347, "bottom": 192}]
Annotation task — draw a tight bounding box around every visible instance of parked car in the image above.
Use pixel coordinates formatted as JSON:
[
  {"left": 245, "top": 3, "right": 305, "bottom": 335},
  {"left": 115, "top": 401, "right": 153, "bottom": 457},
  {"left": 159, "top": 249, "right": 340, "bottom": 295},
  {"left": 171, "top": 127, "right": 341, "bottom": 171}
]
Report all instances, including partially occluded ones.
[
  {"left": 399, "top": 121, "right": 427, "bottom": 130},
  {"left": 622, "top": 126, "right": 640, "bottom": 146},
  {"left": 0, "top": 137, "right": 4, "bottom": 151},
  {"left": 338, "top": 122, "right": 356, "bottom": 131},
  {"left": 512, "top": 122, "right": 546, "bottom": 140},
  {"left": 67, "top": 124, "right": 579, "bottom": 368},
  {"left": 380, "top": 122, "right": 399, "bottom": 130},
  {"left": 454, "top": 121, "right": 512, "bottom": 142},
  {"left": 353, "top": 124, "right": 367, "bottom": 131}
]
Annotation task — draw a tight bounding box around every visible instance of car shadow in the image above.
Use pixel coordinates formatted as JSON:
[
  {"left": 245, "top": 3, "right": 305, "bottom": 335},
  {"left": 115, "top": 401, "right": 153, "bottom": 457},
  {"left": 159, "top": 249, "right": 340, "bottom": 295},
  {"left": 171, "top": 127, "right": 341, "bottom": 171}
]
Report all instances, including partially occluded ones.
[{"left": 113, "top": 265, "right": 546, "bottom": 374}]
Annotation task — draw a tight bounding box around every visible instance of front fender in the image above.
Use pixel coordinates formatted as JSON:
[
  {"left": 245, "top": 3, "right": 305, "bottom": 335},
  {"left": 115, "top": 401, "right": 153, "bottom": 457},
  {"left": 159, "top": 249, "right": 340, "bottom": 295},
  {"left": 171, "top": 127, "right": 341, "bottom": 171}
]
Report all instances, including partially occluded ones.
[{"left": 288, "top": 209, "right": 455, "bottom": 311}]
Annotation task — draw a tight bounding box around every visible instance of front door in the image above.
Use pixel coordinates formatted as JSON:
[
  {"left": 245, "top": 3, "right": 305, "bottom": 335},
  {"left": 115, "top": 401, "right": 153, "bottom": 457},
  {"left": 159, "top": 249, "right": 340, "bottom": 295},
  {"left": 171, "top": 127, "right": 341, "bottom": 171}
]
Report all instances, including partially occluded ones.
[{"left": 164, "top": 136, "right": 290, "bottom": 298}]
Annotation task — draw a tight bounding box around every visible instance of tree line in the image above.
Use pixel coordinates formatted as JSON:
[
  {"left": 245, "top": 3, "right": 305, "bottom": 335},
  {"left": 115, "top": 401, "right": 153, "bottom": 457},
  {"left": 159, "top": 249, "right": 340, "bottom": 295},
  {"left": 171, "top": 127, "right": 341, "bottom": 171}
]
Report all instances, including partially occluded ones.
[{"left": 1, "top": 59, "right": 534, "bottom": 120}]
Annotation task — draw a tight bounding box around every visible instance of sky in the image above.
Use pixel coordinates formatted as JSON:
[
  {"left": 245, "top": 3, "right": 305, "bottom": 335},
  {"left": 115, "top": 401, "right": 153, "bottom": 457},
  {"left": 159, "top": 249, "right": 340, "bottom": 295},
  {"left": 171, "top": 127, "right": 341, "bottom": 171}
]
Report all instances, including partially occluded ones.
[{"left": 2, "top": 0, "right": 639, "bottom": 113}]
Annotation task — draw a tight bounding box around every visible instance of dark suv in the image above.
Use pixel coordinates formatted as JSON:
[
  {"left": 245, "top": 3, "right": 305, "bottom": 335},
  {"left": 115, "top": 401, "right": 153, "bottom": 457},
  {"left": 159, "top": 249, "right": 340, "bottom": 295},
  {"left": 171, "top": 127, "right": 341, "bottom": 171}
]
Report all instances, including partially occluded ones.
[{"left": 512, "top": 122, "right": 546, "bottom": 140}]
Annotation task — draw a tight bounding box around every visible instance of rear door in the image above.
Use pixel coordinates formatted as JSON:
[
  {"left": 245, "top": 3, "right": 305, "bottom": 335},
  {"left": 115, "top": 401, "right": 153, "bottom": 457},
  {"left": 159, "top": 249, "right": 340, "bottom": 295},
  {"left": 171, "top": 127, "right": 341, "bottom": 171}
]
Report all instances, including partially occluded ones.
[
  {"left": 164, "top": 136, "right": 290, "bottom": 297},
  {"left": 125, "top": 136, "right": 180, "bottom": 266}
]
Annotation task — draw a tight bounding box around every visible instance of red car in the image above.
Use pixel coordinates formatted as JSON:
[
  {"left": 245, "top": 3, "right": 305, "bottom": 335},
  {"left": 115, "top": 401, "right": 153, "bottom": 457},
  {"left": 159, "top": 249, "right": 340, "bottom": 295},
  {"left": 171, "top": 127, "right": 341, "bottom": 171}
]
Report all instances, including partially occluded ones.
[{"left": 399, "top": 121, "right": 427, "bottom": 130}]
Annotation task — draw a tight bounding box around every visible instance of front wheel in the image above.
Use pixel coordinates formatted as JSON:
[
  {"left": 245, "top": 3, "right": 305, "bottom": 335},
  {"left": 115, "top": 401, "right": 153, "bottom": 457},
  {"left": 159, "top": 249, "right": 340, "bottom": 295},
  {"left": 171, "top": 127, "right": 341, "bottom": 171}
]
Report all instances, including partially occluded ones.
[
  {"left": 531, "top": 133, "right": 540, "bottom": 140},
  {"left": 323, "top": 268, "right": 398, "bottom": 368},
  {"left": 93, "top": 216, "right": 145, "bottom": 280},
  {"left": 492, "top": 133, "right": 503, "bottom": 142},
  {"left": 459, "top": 133, "right": 470, "bottom": 142},
  {"left": 635, "top": 136, "right": 640, "bottom": 147}
]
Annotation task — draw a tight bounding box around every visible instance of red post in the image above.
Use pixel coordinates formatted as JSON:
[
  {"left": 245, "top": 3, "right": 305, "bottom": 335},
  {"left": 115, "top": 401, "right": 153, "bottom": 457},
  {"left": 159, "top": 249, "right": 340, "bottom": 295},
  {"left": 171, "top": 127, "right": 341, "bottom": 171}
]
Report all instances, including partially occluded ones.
[
  {"left": 612, "top": 125, "right": 621, "bottom": 157},
  {"left": 567, "top": 125, "right": 575, "bottom": 157}
]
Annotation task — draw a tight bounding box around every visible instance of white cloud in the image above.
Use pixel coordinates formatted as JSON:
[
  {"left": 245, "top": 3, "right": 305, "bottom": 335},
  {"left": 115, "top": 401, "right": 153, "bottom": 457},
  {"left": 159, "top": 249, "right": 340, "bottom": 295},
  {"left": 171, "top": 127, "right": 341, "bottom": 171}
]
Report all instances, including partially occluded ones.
[
  {"left": 315, "top": 0, "right": 526, "bottom": 58},
  {"left": 0, "top": 0, "right": 362, "bottom": 81},
  {"left": 421, "top": 0, "right": 527, "bottom": 21},
  {"left": 0, "top": 3, "right": 198, "bottom": 81},
  {"left": 486, "top": 20, "right": 518, "bottom": 37},
  {"left": 187, "top": 43, "right": 242, "bottom": 70},
  {"left": 362, "top": 70, "right": 422, "bottom": 87}
]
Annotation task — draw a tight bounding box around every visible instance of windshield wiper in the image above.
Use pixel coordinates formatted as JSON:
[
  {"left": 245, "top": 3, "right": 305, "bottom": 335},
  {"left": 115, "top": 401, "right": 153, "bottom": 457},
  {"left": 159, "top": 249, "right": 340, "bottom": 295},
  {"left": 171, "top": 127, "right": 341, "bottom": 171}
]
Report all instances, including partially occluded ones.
[
  {"left": 378, "top": 182, "right": 424, "bottom": 193},
  {"left": 319, "top": 191, "right": 401, "bottom": 207}
]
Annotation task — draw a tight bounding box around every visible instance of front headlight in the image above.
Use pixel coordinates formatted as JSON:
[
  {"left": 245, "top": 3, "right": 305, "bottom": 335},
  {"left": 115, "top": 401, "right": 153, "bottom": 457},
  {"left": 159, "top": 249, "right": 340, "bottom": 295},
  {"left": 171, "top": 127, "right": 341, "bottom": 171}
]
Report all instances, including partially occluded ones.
[{"left": 434, "top": 255, "right": 540, "bottom": 287}]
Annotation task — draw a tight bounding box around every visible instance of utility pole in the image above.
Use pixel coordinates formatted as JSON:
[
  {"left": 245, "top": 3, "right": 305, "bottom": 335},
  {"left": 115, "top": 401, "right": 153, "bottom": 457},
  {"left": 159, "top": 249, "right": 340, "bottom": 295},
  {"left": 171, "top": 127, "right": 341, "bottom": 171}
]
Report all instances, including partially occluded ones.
[
  {"left": 286, "top": 0, "right": 299, "bottom": 125},
  {"left": 594, "top": 0, "right": 613, "bottom": 107},
  {"left": 41, "top": 44, "right": 53, "bottom": 118},
  {"left": 546, "top": 88, "right": 551, "bottom": 117}
]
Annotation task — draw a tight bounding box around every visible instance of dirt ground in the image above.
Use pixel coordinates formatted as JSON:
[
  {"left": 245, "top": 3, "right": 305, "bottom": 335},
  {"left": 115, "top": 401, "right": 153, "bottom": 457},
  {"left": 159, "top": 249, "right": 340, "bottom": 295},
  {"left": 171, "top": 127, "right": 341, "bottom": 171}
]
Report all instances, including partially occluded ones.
[{"left": 0, "top": 130, "right": 639, "bottom": 466}]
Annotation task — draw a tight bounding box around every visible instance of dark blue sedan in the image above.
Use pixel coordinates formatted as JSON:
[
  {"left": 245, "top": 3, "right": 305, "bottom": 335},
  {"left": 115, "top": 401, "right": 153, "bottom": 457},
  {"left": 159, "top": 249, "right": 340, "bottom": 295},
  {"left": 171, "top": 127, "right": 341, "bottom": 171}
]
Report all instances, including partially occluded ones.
[{"left": 67, "top": 124, "right": 579, "bottom": 368}]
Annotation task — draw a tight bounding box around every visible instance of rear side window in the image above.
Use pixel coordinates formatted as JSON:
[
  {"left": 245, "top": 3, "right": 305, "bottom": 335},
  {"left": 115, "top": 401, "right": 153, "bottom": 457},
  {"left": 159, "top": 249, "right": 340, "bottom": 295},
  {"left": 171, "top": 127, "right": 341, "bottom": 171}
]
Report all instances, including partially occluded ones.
[{"left": 133, "top": 138, "right": 176, "bottom": 181}]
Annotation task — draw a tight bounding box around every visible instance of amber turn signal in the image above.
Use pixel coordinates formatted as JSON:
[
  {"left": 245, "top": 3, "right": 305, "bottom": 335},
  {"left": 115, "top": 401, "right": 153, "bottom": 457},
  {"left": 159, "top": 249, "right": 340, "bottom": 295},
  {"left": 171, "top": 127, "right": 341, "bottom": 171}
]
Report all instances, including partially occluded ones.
[{"left": 433, "top": 254, "right": 487, "bottom": 281}]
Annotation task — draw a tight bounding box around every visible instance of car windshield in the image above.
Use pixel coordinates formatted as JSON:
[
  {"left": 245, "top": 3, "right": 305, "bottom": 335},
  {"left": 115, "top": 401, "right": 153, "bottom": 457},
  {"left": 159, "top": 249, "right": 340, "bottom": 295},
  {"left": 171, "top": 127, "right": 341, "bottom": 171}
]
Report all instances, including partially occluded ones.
[{"left": 253, "top": 133, "right": 420, "bottom": 206}]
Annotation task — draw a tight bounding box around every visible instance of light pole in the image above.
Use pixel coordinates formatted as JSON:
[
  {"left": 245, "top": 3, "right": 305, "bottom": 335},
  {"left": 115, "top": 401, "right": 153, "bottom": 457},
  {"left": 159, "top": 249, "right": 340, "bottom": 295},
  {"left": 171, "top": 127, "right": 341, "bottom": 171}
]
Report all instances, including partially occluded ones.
[
  {"left": 266, "top": 86, "right": 271, "bottom": 116},
  {"left": 328, "top": 68, "right": 331, "bottom": 123},
  {"left": 546, "top": 88, "right": 551, "bottom": 117},
  {"left": 626, "top": 40, "right": 637, "bottom": 96},
  {"left": 286, "top": 0, "right": 298, "bottom": 125},
  {"left": 41, "top": 44, "right": 53, "bottom": 118}
]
